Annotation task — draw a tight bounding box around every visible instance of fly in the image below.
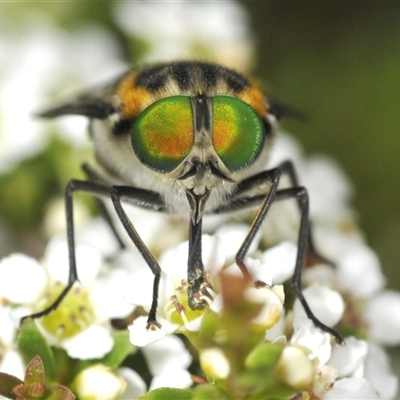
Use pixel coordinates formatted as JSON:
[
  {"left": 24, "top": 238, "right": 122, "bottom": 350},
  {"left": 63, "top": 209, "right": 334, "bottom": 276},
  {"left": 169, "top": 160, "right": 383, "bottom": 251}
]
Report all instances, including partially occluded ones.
[{"left": 25, "top": 61, "right": 343, "bottom": 344}]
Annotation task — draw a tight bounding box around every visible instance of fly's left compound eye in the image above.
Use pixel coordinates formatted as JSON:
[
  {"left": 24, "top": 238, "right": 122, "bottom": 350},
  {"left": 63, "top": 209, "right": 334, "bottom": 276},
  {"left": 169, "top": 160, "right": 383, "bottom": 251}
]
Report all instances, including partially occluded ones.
[
  {"left": 212, "top": 96, "right": 265, "bottom": 172},
  {"left": 131, "top": 96, "right": 194, "bottom": 173}
]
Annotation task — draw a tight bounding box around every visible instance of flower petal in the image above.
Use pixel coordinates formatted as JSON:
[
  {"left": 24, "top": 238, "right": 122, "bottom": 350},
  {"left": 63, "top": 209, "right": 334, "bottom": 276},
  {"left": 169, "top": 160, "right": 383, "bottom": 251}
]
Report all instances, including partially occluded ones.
[
  {"left": 200, "top": 348, "right": 230, "bottom": 380},
  {"left": 45, "top": 236, "right": 102, "bottom": 285},
  {"left": 328, "top": 336, "right": 367, "bottom": 378},
  {"left": 117, "top": 367, "right": 146, "bottom": 400},
  {"left": 259, "top": 241, "right": 297, "bottom": 284},
  {"left": 364, "top": 343, "right": 398, "bottom": 399},
  {"left": 324, "top": 377, "right": 379, "bottom": 400},
  {"left": 0, "top": 306, "right": 15, "bottom": 346},
  {"left": 216, "top": 224, "right": 260, "bottom": 264},
  {"left": 77, "top": 217, "right": 121, "bottom": 259},
  {"left": 75, "top": 364, "right": 126, "bottom": 400},
  {"left": 149, "top": 369, "right": 192, "bottom": 390},
  {"left": 291, "top": 317, "right": 332, "bottom": 366},
  {"left": 62, "top": 325, "right": 114, "bottom": 360},
  {"left": 0, "top": 253, "right": 46, "bottom": 303},
  {"left": 122, "top": 269, "right": 156, "bottom": 309},
  {"left": 293, "top": 285, "right": 344, "bottom": 327},
  {"left": 364, "top": 290, "right": 400, "bottom": 345},
  {"left": 277, "top": 346, "right": 315, "bottom": 389},
  {"left": 337, "top": 244, "right": 385, "bottom": 298},
  {"left": 245, "top": 285, "right": 284, "bottom": 329},
  {"left": 91, "top": 269, "right": 135, "bottom": 320},
  {"left": 0, "top": 349, "right": 25, "bottom": 380},
  {"left": 128, "top": 316, "right": 178, "bottom": 347},
  {"left": 245, "top": 258, "right": 272, "bottom": 286},
  {"left": 142, "top": 335, "right": 191, "bottom": 376}
]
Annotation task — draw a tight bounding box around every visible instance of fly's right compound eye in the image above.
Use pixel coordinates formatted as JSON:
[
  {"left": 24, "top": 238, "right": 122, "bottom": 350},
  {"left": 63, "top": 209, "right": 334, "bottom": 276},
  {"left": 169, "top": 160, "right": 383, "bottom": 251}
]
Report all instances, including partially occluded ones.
[
  {"left": 131, "top": 96, "right": 194, "bottom": 173},
  {"left": 212, "top": 96, "right": 265, "bottom": 173}
]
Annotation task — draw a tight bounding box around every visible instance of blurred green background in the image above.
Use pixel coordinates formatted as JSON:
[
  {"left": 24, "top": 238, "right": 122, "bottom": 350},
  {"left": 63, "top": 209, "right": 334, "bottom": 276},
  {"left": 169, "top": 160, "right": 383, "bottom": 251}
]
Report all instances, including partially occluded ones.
[
  {"left": 0, "top": 0, "right": 399, "bottom": 382},
  {"left": 248, "top": 3, "right": 400, "bottom": 291},
  {"left": 1, "top": 1, "right": 398, "bottom": 288}
]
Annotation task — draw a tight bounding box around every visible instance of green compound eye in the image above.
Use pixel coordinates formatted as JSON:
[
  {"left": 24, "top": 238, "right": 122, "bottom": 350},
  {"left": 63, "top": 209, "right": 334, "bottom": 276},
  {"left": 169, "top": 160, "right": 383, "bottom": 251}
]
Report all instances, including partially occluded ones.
[
  {"left": 131, "top": 96, "right": 194, "bottom": 173},
  {"left": 212, "top": 96, "right": 264, "bottom": 172}
]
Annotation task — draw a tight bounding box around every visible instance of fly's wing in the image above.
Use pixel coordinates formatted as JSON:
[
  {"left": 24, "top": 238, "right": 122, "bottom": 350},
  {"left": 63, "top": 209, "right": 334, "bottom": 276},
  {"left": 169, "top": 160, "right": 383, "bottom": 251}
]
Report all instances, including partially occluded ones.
[
  {"left": 268, "top": 97, "right": 309, "bottom": 122},
  {"left": 37, "top": 96, "right": 115, "bottom": 119},
  {"left": 35, "top": 71, "right": 129, "bottom": 120}
]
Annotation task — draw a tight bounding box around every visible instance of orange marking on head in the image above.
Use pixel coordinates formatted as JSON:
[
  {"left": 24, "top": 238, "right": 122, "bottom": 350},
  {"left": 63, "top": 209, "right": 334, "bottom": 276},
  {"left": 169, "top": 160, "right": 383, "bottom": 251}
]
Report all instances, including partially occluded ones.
[
  {"left": 239, "top": 82, "right": 268, "bottom": 119},
  {"left": 117, "top": 74, "right": 153, "bottom": 119}
]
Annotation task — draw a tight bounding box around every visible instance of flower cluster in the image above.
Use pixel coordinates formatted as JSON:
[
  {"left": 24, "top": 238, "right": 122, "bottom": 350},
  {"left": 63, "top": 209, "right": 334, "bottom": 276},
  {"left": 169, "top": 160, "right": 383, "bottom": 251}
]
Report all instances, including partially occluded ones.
[
  {"left": 113, "top": 0, "right": 255, "bottom": 71},
  {"left": 1, "top": 132, "right": 399, "bottom": 399},
  {"left": 0, "top": 1, "right": 399, "bottom": 399}
]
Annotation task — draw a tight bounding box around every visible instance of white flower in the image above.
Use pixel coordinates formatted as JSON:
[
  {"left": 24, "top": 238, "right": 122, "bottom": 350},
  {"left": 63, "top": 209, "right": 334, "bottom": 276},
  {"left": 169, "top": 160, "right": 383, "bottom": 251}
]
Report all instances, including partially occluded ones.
[
  {"left": 0, "top": 305, "right": 25, "bottom": 380},
  {"left": 291, "top": 317, "right": 332, "bottom": 367},
  {"left": 260, "top": 132, "right": 400, "bottom": 398},
  {"left": 364, "top": 290, "right": 400, "bottom": 345},
  {"left": 336, "top": 243, "right": 386, "bottom": 298},
  {"left": 113, "top": 0, "right": 255, "bottom": 71},
  {"left": 312, "top": 365, "right": 338, "bottom": 398},
  {"left": 259, "top": 241, "right": 297, "bottom": 285},
  {"left": 245, "top": 283, "right": 284, "bottom": 329},
  {"left": 0, "top": 22, "right": 125, "bottom": 173},
  {"left": 62, "top": 325, "right": 114, "bottom": 360},
  {"left": 364, "top": 343, "right": 398, "bottom": 399},
  {"left": 299, "top": 155, "right": 355, "bottom": 222},
  {"left": 200, "top": 348, "right": 231, "bottom": 380},
  {"left": 293, "top": 286, "right": 345, "bottom": 328},
  {"left": 74, "top": 364, "right": 127, "bottom": 400},
  {"left": 126, "top": 226, "right": 285, "bottom": 347},
  {"left": 0, "top": 253, "right": 47, "bottom": 304},
  {"left": 277, "top": 346, "right": 316, "bottom": 389},
  {"left": 263, "top": 133, "right": 357, "bottom": 247},
  {"left": 129, "top": 316, "right": 178, "bottom": 348},
  {"left": 267, "top": 133, "right": 355, "bottom": 223},
  {"left": 328, "top": 337, "right": 368, "bottom": 378},
  {"left": 142, "top": 335, "right": 193, "bottom": 390},
  {"left": 0, "top": 234, "right": 134, "bottom": 360},
  {"left": 324, "top": 377, "right": 379, "bottom": 400},
  {"left": 125, "top": 234, "right": 225, "bottom": 346},
  {"left": 117, "top": 367, "right": 147, "bottom": 400}
]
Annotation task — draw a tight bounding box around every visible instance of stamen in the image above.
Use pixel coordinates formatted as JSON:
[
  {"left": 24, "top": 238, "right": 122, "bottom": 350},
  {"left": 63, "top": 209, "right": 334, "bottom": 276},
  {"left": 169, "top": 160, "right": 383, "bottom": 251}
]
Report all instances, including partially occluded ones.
[
  {"left": 204, "top": 285, "right": 216, "bottom": 298},
  {"left": 175, "top": 302, "right": 186, "bottom": 314},
  {"left": 180, "top": 310, "right": 190, "bottom": 326},
  {"left": 163, "top": 295, "right": 178, "bottom": 315},
  {"left": 55, "top": 324, "right": 66, "bottom": 339},
  {"left": 200, "top": 294, "right": 213, "bottom": 307},
  {"left": 166, "top": 307, "right": 176, "bottom": 321},
  {"left": 77, "top": 316, "right": 88, "bottom": 330}
]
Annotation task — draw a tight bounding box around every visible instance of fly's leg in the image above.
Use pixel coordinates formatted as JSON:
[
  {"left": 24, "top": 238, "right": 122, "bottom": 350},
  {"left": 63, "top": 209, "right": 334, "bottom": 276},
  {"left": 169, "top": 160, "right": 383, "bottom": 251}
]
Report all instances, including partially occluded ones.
[
  {"left": 81, "top": 163, "right": 126, "bottom": 251},
  {"left": 110, "top": 186, "right": 163, "bottom": 329},
  {"left": 278, "top": 160, "right": 333, "bottom": 266},
  {"left": 218, "top": 167, "right": 344, "bottom": 344},
  {"left": 21, "top": 180, "right": 111, "bottom": 322},
  {"left": 275, "top": 187, "right": 344, "bottom": 344},
  {"left": 235, "top": 168, "right": 281, "bottom": 283},
  {"left": 185, "top": 189, "right": 212, "bottom": 310}
]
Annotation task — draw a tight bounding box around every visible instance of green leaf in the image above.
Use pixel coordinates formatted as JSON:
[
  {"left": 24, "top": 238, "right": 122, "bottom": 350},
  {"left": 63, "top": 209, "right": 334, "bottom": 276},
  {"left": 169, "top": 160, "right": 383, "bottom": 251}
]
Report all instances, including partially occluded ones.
[
  {"left": 52, "top": 347, "right": 76, "bottom": 385},
  {"left": 17, "top": 319, "right": 56, "bottom": 383},
  {"left": 73, "top": 330, "right": 134, "bottom": 375},
  {"left": 238, "top": 342, "right": 291, "bottom": 398},
  {"left": 24, "top": 356, "right": 45, "bottom": 387},
  {"left": 101, "top": 330, "right": 134, "bottom": 369},
  {"left": 141, "top": 387, "right": 193, "bottom": 400},
  {"left": 0, "top": 372, "right": 23, "bottom": 399},
  {"left": 192, "top": 384, "right": 231, "bottom": 400},
  {"left": 245, "top": 342, "right": 284, "bottom": 370},
  {"left": 44, "top": 385, "right": 76, "bottom": 400}
]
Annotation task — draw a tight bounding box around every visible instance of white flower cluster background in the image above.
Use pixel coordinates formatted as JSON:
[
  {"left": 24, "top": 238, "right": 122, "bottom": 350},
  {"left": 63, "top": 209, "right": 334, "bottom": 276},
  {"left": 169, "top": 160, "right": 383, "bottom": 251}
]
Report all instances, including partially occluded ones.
[{"left": 0, "top": 1, "right": 399, "bottom": 399}]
